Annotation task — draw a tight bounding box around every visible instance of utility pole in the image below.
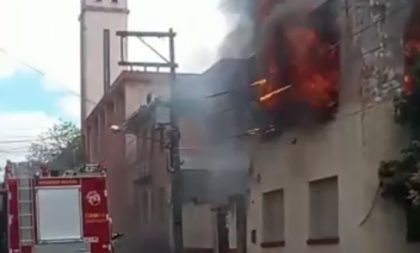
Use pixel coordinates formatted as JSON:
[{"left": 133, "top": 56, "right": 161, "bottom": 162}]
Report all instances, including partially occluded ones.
[
  {"left": 168, "top": 28, "right": 184, "bottom": 253},
  {"left": 116, "top": 29, "right": 183, "bottom": 253}
]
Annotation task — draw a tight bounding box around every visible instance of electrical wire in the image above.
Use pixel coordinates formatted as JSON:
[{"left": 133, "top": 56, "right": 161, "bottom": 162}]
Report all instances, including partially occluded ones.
[
  {"left": 0, "top": 47, "right": 97, "bottom": 106},
  {"left": 0, "top": 130, "right": 81, "bottom": 144},
  {"left": 0, "top": 139, "right": 38, "bottom": 144}
]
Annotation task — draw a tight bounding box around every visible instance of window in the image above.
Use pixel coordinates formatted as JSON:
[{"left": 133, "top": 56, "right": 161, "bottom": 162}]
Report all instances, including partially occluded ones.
[
  {"left": 141, "top": 129, "right": 148, "bottom": 159},
  {"left": 146, "top": 92, "right": 152, "bottom": 104},
  {"left": 93, "top": 117, "right": 99, "bottom": 159},
  {"left": 141, "top": 189, "right": 149, "bottom": 223},
  {"left": 98, "top": 113, "right": 105, "bottom": 156},
  {"left": 251, "top": 230, "right": 257, "bottom": 244},
  {"left": 37, "top": 187, "right": 82, "bottom": 241},
  {"left": 101, "top": 111, "right": 106, "bottom": 131},
  {"left": 111, "top": 0, "right": 118, "bottom": 3},
  {"left": 262, "top": 189, "right": 285, "bottom": 246},
  {"left": 141, "top": 189, "right": 152, "bottom": 224},
  {"left": 86, "top": 126, "right": 91, "bottom": 160},
  {"left": 156, "top": 187, "right": 166, "bottom": 222},
  {"left": 150, "top": 127, "right": 155, "bottom": 156},
  {"left": 103, "top": 29, "right": 110, "bottom": 91},
  {"left": 308, "top": 176, "right": 339, "bottom": 244},
  {"left": 105, "top": 102, "right": 114, "bottom": 123},
  {"left": 106, "top": 102, "right": 115, "bottom": 124}
]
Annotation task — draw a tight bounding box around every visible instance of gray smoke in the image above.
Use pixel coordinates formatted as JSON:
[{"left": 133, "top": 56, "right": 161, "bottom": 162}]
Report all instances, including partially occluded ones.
[
  {"left": 259, "top": 0, "right": 328, "bottom": 53},
  {"left": 217, "top": 0, "right": 326, "bottom": 58},
  {"left": 218, "top": 0, "right": 256, "bottom": 58},
  {"left": 175, "top": 60, "right": 252, "bottom": 207}
]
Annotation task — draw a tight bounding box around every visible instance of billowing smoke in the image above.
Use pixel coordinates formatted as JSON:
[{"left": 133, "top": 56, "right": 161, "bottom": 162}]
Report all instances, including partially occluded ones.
[
  {"left": 218, "top": 0, "right": 256, "bottom": 58},
  {"left": 175, "top": 60, "right": 252, "bottom": 207}
]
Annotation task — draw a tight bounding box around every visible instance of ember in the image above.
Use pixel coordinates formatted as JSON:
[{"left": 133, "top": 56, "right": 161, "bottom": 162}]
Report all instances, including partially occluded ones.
[
  {"left": 254, "top": 0, "right": 339, "bottom": 124},
  {"left": 259, "top": 85, "right": 291, "bottom": 102}
]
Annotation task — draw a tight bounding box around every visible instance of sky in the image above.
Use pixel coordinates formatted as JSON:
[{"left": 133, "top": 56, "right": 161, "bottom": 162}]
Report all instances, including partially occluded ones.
[{"left": 0, "top": 0, "right": 239, "bottom": 168}]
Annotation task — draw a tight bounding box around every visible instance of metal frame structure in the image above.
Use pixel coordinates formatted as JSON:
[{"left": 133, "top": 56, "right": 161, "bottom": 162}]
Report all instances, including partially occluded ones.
[{"left": 116, "top": 30, "right": 178, "bottom": 72}]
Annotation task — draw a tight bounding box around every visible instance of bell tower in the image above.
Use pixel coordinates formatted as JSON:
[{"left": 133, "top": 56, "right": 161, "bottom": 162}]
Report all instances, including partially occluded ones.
[{"left": 80, "top": 0, "right": 128, "bottom": 120}]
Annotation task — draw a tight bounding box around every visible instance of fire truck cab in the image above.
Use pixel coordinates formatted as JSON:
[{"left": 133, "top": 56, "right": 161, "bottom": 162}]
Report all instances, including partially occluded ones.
[{"left": 1, "top": 164, "right": 113, "bottom": 253}]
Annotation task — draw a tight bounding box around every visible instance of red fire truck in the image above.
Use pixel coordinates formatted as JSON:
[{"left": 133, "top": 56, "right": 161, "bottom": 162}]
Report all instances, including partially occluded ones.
[{"left": 1, "top": 164, "right": 117, "bottom": 253}]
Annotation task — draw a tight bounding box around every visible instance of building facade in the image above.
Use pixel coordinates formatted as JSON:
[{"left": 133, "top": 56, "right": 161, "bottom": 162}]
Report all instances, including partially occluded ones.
[
  {"left": 83, "top": 71, "right": 170, "bottom": 252},
  {"left": 119, "top": 73, "right": 217, "bottom": 253},
  {"left": 244, "top": 0, "right": 419, "bottom": 253},
  {"left": 122, "top": 98, "right": 172, "bottom": 253}
]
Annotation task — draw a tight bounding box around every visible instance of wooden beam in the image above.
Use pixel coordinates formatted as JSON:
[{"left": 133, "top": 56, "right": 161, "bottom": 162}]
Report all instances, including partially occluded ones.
[
  {"left": 118, "top": 61, "right": 178, "bottom": 69},
  {"left": 116, "top": 31, "right": 176, "bottom": 38}
]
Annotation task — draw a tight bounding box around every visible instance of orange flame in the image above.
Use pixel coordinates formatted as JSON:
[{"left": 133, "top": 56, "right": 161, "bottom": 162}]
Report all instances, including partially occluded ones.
[{"left": 255, "top": 2, "right": 339, "bottom": 118}]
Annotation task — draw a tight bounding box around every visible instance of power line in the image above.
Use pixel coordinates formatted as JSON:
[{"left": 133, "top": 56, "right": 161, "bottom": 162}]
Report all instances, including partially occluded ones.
[
  {"left": 0, "top": 151, "right": 29, "bottom": 154},
  {"left": 0, "top": 47, "right": 97, "bottom": 105},
  {"left": 0, "top": 131, "right": 81, "bottom": 144},
  {"left": 0, "top": 148, "right": 30, "bottom": 153},
  {"left": 0, "top": 139, "right": 37, "bottom": 144}
]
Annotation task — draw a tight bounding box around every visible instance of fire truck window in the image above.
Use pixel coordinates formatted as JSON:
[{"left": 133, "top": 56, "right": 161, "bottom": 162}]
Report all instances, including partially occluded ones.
[{"left": 36, "top": 187, "right": 82, "bottom": 241}]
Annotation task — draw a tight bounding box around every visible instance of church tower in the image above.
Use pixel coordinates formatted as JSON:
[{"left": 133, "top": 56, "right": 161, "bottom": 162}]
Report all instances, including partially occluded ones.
[{"left": 80, "top": 0, "right": 128, "bottom": 120}]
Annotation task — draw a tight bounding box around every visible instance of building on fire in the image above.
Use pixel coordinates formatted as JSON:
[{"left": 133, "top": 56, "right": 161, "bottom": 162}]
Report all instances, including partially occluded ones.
[
  {"left": 234, "top": 0, "right": 420, "bottom": 253},
  {"left": 79, "top": 0, "right": 420, "bottom": 253}
]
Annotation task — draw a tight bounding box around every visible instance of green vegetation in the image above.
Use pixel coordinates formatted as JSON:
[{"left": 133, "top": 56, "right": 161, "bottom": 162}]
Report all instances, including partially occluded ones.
[
  {"left": 26, "top": 120, "right": 83, "bottom": 170},
  {"left": 378, "top": 57, "right": 420, "bottom": 241}
]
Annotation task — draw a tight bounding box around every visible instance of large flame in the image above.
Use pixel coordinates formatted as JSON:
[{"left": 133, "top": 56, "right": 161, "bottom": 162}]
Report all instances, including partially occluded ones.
[{"left": 255, "top": 0, "right": 339, "bottom": 122}]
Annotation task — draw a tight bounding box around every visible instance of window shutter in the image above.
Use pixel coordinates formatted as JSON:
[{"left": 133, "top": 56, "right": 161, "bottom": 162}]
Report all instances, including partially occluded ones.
[
  {"left": 262, "top": 189, "right": 285, "bottom": 242},
  {"left": 309, "top": 176, "right": 338, "bottom": 239}
]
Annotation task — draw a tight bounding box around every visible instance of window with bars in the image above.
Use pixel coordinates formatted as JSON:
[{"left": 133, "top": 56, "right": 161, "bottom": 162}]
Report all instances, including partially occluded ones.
[
  {"left": 308, "top": 176, "right": 339, "bottom": 243},
  {"left": 262, "top": 189, "right": 285, "bottom": 244}
]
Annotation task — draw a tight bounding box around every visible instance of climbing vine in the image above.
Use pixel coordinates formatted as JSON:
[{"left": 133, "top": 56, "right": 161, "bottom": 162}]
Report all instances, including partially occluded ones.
[{"left": 378, "top": 56, "right": 420, "bottom": 241}]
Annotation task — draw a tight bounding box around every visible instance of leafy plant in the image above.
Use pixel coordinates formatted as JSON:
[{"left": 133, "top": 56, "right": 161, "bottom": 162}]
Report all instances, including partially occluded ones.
[
  {"left": 378, "top": 56, "right": 420, "bottom": 241},
  {"left": 378, "top": 141, "right": 420, "bottom": 206},
  {"left": 379, "top": 56, "right": 420, "bottom": 206}
]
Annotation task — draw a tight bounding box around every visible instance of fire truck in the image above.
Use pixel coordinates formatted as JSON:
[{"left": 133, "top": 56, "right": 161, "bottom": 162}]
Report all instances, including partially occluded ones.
[{"left": 0, "top": 163, "right": 121, "bottom": 253}]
